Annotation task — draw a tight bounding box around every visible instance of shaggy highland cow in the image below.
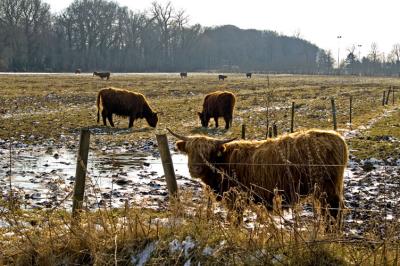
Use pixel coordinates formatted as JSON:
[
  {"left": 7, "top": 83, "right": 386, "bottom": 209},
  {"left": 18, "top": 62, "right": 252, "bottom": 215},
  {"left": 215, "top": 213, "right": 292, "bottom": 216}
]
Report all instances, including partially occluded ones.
[
  {"left": 246, "top": 72, "right": 252, "bottom": 78},
  {"left": 198, "top": 91, "right": 236, "bottom": 129},
  {"left": 96, "top": 87, "right": 158, "bottom": 128},
  {"left": 218, "top": 74, "right": 227, "bottom": 80},
  {"left": 75, "top": 69, "right": 81, "bottom": 74},
  {"left": 168, "top": 128, "right": 348, "bottom": 220},
  {"left": 180, "top": 72, "right": 188, "bottom": 78},
  {"left": 93, "top": 71, "right": 110, "bottom": 80}
]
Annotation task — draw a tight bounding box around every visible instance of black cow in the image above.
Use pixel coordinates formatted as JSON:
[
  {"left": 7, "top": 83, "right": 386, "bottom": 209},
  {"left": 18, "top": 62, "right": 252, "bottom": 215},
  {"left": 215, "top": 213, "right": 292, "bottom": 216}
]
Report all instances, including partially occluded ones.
[{"left": 218, "top": 75, "right": 227, "bottom": 81}]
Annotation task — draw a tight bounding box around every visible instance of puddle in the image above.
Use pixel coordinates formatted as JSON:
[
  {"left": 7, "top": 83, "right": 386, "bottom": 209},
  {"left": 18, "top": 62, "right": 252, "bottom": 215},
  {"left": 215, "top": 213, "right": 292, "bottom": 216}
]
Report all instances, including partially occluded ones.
[{"left": 0, "top": 145, "right": 198, "bottom": 210}]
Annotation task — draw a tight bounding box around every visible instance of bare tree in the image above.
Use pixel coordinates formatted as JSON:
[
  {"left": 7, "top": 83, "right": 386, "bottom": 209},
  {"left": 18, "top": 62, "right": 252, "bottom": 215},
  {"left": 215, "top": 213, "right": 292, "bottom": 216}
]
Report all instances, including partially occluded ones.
[
  {"left": 151, "top": 1, "right": 175, "bottom": 68},
  {"left": 368, "top": 42, "right": 380, "bottom": 63},
  {"left": 388, "top": 43, "right": 400, "bottom": 63}
]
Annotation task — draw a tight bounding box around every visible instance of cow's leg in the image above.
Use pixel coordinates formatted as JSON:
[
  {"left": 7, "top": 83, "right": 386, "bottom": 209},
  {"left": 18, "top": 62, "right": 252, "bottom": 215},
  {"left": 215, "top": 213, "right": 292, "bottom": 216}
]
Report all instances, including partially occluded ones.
[
  {"left": 107, "top": 114, "right": 115, "bottom": 127},
  {"left": 326, "top": 194, "right": 342, "bottom": 221},
  {"left": 224, "top": 116, "right": 230, "bottom": 129},
  {"left": 101, "top": 110, "right": 108, "bottom": 126},
  {"left": 214, "top": 117, "right": 219, "bottom": 128},
  {"left": 224, "top": 189, "right": 243, "bottom": 226},
  {"left": 128, "top": 116, "right": 134, "bottom": 128}
]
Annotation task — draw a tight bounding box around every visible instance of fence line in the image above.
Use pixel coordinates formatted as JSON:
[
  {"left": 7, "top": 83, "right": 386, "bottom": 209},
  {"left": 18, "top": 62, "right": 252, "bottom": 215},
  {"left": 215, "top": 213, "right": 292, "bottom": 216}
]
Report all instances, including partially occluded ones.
[{"left": 2, "top": 91, "right": 399, "bottom": 215}]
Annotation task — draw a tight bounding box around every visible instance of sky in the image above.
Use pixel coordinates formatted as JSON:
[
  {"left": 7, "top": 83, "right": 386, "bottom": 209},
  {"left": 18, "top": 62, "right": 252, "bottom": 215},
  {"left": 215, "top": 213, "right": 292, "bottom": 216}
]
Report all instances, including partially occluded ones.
[{"left": 44, "top": 0, "right": 400, "bottom": 63}]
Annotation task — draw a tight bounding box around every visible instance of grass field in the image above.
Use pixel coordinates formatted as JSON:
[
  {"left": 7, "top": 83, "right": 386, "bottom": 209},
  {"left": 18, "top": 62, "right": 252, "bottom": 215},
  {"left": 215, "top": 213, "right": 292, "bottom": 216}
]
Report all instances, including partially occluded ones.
[
  {"left": 0, "top": 73, "right": 399, "bottom": 158},
  {"left": 1, "top": 73, "right": 399, "bottom": 264}
]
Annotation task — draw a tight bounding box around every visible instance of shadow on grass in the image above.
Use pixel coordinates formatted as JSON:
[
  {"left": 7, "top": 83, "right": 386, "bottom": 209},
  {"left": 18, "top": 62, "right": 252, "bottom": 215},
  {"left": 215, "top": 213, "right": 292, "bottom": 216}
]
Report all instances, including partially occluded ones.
[
  {"left": 190, "top": 127, "right": 230, "bottom": 136},
  {"left": 72, "top": 125, "right": 155, "bottom": 135}
]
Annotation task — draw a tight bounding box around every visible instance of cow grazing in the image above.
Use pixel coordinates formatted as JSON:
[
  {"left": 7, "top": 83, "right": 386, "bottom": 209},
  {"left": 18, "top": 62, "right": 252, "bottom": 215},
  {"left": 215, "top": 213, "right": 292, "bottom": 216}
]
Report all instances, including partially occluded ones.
[
  {"left": 246, "top": 72, "right": 252, "bottom": 78},
  {"left": 180, "top": 72, "right": 188, "bottom": 78},
  {"left": 96, "top": 87, "right": 158, "bottom": 128},
  {"left": 75, "top": 69, "right": 81, "bottom": 74},
  {"left": 168, "top": 128, "right": 348, "bottom": 220},
  {"left": 93, "top": 71, "right": 111, "bottom": 80},
  {"left": 218, "top": 75, "right": 227, "bottom": 81},
  {"left": 198, "top": 91, "right": 236, "bottom": 129}
]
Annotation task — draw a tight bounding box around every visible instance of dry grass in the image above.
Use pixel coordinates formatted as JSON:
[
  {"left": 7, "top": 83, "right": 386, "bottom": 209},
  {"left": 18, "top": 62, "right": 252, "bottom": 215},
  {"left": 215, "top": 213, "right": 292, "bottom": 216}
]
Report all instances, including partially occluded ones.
[
  {"left": 0, "top": 74, "right": 399, "bottom": 146},
  {"left": 1, "top": 189, "right": 399, "bottom": 265}
]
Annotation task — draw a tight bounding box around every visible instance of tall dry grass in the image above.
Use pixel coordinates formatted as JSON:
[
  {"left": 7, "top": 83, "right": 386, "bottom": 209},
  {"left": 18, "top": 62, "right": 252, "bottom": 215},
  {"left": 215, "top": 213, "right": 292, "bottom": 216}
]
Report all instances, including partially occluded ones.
[{"left": 1, "top": 187, "right": 399, "bottom": 265}]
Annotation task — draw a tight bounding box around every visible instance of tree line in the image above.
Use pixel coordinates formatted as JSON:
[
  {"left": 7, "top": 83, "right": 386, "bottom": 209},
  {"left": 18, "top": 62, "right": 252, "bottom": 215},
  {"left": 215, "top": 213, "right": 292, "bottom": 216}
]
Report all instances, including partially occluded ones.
[{"left": 0, "top": 0, "right": 399, "bottom": 76}]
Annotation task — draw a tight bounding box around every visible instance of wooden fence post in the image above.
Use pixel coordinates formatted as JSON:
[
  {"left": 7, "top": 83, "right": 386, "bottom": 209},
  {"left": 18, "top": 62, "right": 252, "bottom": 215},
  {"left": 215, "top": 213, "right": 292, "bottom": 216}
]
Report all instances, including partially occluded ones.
[
  {"left": 382, "top": 91, "right": 386, "bottom": 106},
  {"left": 385, "top": 87, "right": 391, "bottom": 105},
  {"left": 72, "top": 128, "right": 90, "bottom": 218},
  {"left": 268, "top": 126, "right": 273, "bottom": 138},
  {"left": 349, "top": 96, "right": 353, "bottom": 129},
  {"left": 273, "top": 123, "right": 278, "bottom": 137},
  {"left": 156, "top": 134, "right": 178, "bottom": 197},
  {"left": 241, "top": 124, "right": 246, "bottom": 139},
  {"left": 331, "top": 98, "right": 337, "bottom": 131},
  {"left": 290, "top": 101, "right": 295, "bottom": 133}
]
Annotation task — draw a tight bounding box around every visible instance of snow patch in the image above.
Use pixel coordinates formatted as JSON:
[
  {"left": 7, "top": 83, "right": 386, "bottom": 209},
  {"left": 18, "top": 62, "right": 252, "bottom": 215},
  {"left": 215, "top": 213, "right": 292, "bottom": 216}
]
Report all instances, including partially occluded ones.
[
  {"left": 131, "top": 241, "right": 158, "bottom": 266},
  {"left": 168, "top": 236, "right": 196, "bottom": 258},
  {"left": 202, "top": 246, "right": 214, "bottom": 256}
]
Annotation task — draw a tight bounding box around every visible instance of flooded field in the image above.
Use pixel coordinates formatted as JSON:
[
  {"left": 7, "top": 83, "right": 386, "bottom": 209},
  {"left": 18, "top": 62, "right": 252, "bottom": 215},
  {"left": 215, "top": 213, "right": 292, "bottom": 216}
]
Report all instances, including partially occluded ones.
[
  {"left": 0, "top": 138, "right": 200, "bottom": 210},
  {"left": 1, "top": 137, "right": 399, "bottom": 235}
]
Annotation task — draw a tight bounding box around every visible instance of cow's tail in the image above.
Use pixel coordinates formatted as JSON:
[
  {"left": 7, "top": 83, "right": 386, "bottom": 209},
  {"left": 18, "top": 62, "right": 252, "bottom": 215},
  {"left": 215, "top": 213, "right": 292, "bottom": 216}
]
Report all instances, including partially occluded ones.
[{"left": 96, "top": 92, "right": 102, "bottom": 123}]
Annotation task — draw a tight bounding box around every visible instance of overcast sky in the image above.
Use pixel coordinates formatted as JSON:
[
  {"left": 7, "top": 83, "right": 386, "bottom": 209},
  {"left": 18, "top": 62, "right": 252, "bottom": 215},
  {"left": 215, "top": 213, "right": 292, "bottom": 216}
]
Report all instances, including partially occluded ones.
[{"left": 44, "top": 0, "right": 400, "bottom": 61}]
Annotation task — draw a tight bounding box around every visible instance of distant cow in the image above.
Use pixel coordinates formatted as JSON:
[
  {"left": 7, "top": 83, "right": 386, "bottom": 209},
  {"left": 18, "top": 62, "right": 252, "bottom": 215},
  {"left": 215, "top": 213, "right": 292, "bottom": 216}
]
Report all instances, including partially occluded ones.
[
  {"left": 218, "top": 75, "right": 227, "bottom": 81},
  {"left": 93, "top": 71, "right": 110, "bottom": 80},
  {"left": 168, "top": 128, "right": 348, "bottom": 221},
  {"left": 96, "top": 87, "right": 158, "bottom": 128},
  {"left": 180, "top": 72, "right": 188, "bottom": 78},
  {"left": 198, "top": 91, "right": 235, "bottom": 129},
  {"left": 75, "top": 69, "right": 81, "bottom": 74},
  {"left": 246, "top": 72, "right": 252, "bottom": 78}
]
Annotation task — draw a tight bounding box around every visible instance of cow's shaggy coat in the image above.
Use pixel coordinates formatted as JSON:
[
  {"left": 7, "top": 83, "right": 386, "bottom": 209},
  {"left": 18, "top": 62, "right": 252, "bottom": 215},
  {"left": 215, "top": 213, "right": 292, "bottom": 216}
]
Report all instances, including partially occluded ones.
[
  {"left": 170, "top": 129, "right": 348, "bottom": 219},
  {"left": 96, "top": 87, "right": 158, "bottom": 128},
  {"left": 198, "top": 91, "right": 236, "bottom": 129}
]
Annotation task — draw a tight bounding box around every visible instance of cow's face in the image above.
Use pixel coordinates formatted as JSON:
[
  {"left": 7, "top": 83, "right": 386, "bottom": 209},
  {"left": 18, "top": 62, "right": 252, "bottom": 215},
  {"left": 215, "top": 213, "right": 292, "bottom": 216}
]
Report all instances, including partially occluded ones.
[
  {"left": 198, "top": 112, "right": 209, "bottom": 127},
  {"left": 169, "top": 129, "right": 236, "bottom": 189},
  {"left": 146, "top": 112, "right": 158, "bottom": 128},
  {"left": 175, "top": 136, "right": 222, "bottom": 179}
]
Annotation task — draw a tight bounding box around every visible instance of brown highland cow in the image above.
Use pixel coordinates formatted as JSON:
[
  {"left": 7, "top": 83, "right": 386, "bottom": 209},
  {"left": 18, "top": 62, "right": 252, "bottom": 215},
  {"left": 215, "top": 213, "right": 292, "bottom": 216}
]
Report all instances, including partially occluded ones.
[
  {"left": 96, "top": 87, "right": 158, "bottom": 128},
  {"left": 198, "top": 91, "right": 236, "bottom": 129},
  {"left": 93, "top": 71, "right": 110, "bottom": 80},
  {"left": 168, "top": 128, "right": 348, "bottom": 220}
]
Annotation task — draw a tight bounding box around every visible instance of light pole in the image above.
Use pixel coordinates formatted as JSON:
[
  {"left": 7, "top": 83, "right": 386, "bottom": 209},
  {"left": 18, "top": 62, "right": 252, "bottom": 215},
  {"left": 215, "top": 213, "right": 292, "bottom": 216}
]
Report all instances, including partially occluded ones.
[
  {"left": 337, "top": 35, "right": 342, "bottom": 71},
  {"left": 357, "top": 44, "right": 362, "bottom": 61}
]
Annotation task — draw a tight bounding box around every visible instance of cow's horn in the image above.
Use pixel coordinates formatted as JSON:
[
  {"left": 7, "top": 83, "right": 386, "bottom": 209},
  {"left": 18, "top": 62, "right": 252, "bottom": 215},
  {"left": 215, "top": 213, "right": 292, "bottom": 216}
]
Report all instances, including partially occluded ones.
[
  {"left": 216, "top": 137, "right": 237, "bottom": 145},
  {"left": 167, "top": 128, "right": 189, "bottom": 141}
]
